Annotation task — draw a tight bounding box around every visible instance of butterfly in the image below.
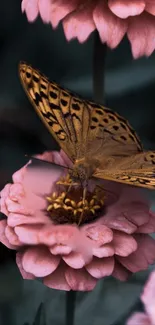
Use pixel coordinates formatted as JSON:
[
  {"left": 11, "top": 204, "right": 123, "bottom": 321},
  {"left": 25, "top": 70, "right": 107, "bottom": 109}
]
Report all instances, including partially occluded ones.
[{"left": 19, "top": 62, "right": 155, "bottom": 200}]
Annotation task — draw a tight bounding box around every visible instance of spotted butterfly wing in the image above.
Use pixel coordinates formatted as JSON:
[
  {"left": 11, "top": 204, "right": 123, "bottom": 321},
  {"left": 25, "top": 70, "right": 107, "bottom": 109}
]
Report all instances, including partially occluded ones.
[
  {"left": 19, "top": 62, "right": 155, "bottom": 190},
  {"left": 94, "top": 151, "right": 155, "bottom": 189}
]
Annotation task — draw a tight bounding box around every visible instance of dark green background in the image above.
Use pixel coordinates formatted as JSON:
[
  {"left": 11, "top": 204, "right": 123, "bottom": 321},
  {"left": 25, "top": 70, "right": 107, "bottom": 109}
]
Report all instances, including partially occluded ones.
[{"left": 0, "top": 1, "right": 155, "bottom": 324}]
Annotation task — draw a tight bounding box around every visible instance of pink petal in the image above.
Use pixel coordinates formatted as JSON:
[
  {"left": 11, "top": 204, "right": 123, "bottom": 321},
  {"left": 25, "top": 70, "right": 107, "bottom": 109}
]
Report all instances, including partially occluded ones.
[
  {"left": 65, "top": 267, "right": 97, "bottom": 291},
  {"left": 22, "top": 246, "right": 60, "bottom": 277},
  {"left": 38, "top": 0, "right": 51, "bottom": 23},
  {"left": 40, "top": 225, "right": 93, "bottom": 261},
  {"left": 5, "top": 197, "right": 32, "bottom": 215},
  {"left": 145, "top": 1, "right": 155, "bottom": 15},
  {"left": 127, "top": 13, "right": 155, "bottom": 59},
  {"left": 112, "top": 260, "right": 131, "bottom": 281},
  {"left": 113, "top": 231, "right": 137, "bottom": 256},
  {"left": 119, "top": 202, "right": 150, "bottom": 227},
  {"left": 40, "top": 224, "right": 80, "bottom": 246},
  {"left": 12, "top": 165, "right": 27, "bottom": 184},
  {"left": 0, "top": 184, "right": 11, "bottom": 216},
  {"left": 15, "top": 225, "right": 43, "bottom": 244},
  {"left": 127, "top": 312, "right": 151, "bottom": 325},
  {"left": 49, "top": 0, "right": 80, "bottom": 29},
  {"left": 63, "top": 251, "right": 92, "bottom": 269},
  {"left": 93, "top": 0, "right": 127, "bottom": 48},
  {"left": 141, "top": 271, "right": 155, "bottom": 324},
  {"left": 86, "top": 256, "right": 114, "bottom": 279},
  {"left": 8, "top": 211, "right": 51, "bottom": 228},
  {"left": 93, "top": 244, "right": 114, "bottom": 258},
  {"left": 137, "top": 212, "right": 155, "bottom": 233},
  {"left": 21, "top": 0, "right": 39, "bottom": 22},
  {"left": 108, "top": 0, "right": 145, "bottom": 19},
  {"left": 23, "top": 164, "right": 63, "bottom": 198},
  {"left": 103, "top": 213, "right": 137, "bottom": 234},
  {"left": 16, "top": 252, "right": 35, "bottom": 280},
  {"left": 0, "top": 220, "right": 17, "bottom": 249},
  {"left": 9, "top": 183, "right": 25, "bottom": 201},
  {"left": 63, "top": 2, "right": 95, "bottom": 43},
  {"left": 118, "top": 235, "right": 155, "bottom": 272},
  {"left": 50, "top": 244, "right": 72, "bottom": 255},
  {"left": 5, "top": 226, "right": 22, "bottom": 246},
  {"left": 49, "top": 150, "right": 69, "bottom": 166},
  {"left": 136, "top": 235, "right": 155, "bottom": 265},
  {"left": 44, "top": 262, "right": 70, "bottom": 291},
  {"left": 60, "top": 150, "right": 73, "bottom": 168},
  {"left": 83, "top": 224, "right": 113, "bottom": 245}
]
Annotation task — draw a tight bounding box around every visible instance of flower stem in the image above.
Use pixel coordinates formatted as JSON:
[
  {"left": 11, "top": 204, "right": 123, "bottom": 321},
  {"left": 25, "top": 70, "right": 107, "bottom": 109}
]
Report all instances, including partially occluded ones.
[
  {"left": 65, "top": 291, "right": 76, "bottom": 325},
  {"left": 93, "top": 30, "right": 107, "bottom": 104}
]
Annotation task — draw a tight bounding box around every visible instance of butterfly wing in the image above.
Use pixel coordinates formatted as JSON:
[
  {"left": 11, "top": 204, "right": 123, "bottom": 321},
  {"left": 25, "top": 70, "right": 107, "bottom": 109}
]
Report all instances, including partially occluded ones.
[
  {"left": 94, "top": 151, "right": 155, "bottom": 189},
  {"left": 19, "top": 62, "right": 92, "bottom": 162},
  {"left": 19, "top": 62, "right": 142, "bottom": 164},
  {"left": 85, "top": 101, "right": 142, "bottom": 157}
]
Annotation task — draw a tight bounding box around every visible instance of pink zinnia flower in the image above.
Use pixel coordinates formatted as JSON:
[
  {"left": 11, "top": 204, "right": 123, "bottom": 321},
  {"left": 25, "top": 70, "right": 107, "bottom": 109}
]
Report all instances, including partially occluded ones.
[
  {"left": 1, "top": 150, "right": 155, "bottom": 291},
  {"left": 127, "top": 270, "right": 155, "bottom": 325},
  {"left": 22, "top": 0, "right": 155, "bottom": 58}
]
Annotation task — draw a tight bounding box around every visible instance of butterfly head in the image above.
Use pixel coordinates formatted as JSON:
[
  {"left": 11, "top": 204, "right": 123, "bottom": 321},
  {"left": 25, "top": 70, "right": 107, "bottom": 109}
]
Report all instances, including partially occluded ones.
[{"left": 69, "top": 158, "right": 99, "bottom": 187}]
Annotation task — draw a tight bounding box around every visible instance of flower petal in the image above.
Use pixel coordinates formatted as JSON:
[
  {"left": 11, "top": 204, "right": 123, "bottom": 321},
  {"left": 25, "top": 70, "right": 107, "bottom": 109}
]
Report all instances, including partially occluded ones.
[
  {"left": 8, "top": 211, "right": 51, "bottom": 228},
  {"left": 50, "top": 244, "right": 72, "bottom": 255},
  {"left": 38, "top": 0, "right": 51, "bottom": 23},
  {"left": 65, "top": 267, "right": 97, "bottom": 291},
  {"left": 141, "top": 271, "right": 155, "bottom": 324},
  {"left": 5, "top": 226, "right": 22, "bottom": 246},
  {"left": 0, "top": 184, "right": 11, "bottom": 216},
  {"left": 49, "top": 0, "right": 81, "bottom": 29},
  {"left": 22, "top": 246, "right": 60, "bottom": 277},
  {"left": 108, "top": 0, "right": 145, "bottom": 19},
  {"left": 145, "top": 1, "right": 155, "bottom": 15},
  {"left": 112, "top": 260, "right": 131, "bottom": 281},
  {"left": 44, "top": 262, "right": 70, "bottom": 291},
  {"left": 63, "top": 2, "right": 95, "bottom": 43},
  {"left": 16, "top": 252, "right": 35, "bottom": 280},
  {"left": 21, "top": 0, "right": 39, "bottom": 21},
  {"left": 113, "top": 231, "right": 137, "bottom": 256},
  {"left": 93, "top": 244, "right": 114, "bottom": 258},
  {"left": 118, "top": 235, "right": 155, "bottom": 272},
  {"left": 40, "top": 225, "right": 94, "bottom": 261},
  {"left": 128, "top": 13, "right": 155, "bottom": 59},
  {"left": 9, "top": 183, "right": 25, "bottom": 201},
  {"left": 127, "top": 312, "right": 151, "bottom": 325},
  {"left": 0, "top": 220, "right": 17, "bottom": 249},
  {"left": 103, "top": 213, "right": 137, "bottom": 234},
  {"left": 15, "top": 225, "right": 43, "bottom": 244},
  {"left": 23, "top": 164, "right": 63, "bottom": 199},
  {"left": 120, "top": 202, "right": 150, "bottom": 227},
  {"left": 83, "top": 224, "right": 113, "bottom": 245},
  {"left": 63, "top": 251, "right": 92, "bottom": 269},
  {"left": 93, "top": 0, "right": 127, "bottom": 48},
  {"left": 137, "top": 212, "right": 155, "bottom": 233},
  {"left": 86, "top": 256, "right": 114, "bottom": 279},
  {"left": 60, "top": 150, "right": 73, "bottom": 168},
  {"left": 5, "top": 197, "right": 32, "bottom": 215}
]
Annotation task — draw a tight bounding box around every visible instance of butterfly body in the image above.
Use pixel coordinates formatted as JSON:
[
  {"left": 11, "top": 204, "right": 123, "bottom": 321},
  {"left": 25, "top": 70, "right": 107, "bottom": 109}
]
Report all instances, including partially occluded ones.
[
  {"left": 19, "top": 62, "right": 155, "bottom": 191},
  {"left": 69, "top": 157, "right": 99, "bottom": 185}
]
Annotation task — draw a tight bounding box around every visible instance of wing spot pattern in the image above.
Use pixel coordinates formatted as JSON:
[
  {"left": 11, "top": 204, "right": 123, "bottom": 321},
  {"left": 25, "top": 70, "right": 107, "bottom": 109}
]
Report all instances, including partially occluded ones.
[
  {"left": 49, "top": 91, "right": 58, "bottom": 99},
  {"left": 72, "top": 103, "right": 81, "bottom": 111}
]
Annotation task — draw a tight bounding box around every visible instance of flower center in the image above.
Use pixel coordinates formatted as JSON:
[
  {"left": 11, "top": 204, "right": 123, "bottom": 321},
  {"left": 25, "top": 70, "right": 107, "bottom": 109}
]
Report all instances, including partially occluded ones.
[{"left": 46, "top": 176, "right": 105, "bottom": 225}]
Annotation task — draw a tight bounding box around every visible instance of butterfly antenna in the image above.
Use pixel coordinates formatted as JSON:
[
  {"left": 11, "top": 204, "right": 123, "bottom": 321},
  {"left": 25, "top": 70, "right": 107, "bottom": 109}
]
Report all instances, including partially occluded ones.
[{"left": 25, "top": 154, "right": 73, "bottom": 170}]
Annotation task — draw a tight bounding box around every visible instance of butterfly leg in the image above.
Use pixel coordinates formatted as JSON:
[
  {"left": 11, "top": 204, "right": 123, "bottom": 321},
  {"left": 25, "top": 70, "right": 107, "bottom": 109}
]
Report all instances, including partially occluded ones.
[{"left": 77, "top": 183, "right": 88, "bottom": 226}]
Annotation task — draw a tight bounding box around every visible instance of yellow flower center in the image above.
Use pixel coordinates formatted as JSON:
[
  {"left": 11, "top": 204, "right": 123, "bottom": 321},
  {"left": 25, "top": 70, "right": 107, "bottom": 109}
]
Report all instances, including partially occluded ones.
[{"left": 46, "top": 176, "right": 105, "bottom": 225}]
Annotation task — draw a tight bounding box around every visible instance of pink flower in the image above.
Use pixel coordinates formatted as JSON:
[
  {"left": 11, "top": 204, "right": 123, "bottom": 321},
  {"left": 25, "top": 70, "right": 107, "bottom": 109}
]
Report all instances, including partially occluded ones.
[
  {"left": 1, "top": 150, "right": 155, "bottom": 291},
  {"left": 22, "top": 0, "right": 155, "bottom": 58},
  {"left": 127, "top": 270, "right": 155, "bottom": 325}
]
